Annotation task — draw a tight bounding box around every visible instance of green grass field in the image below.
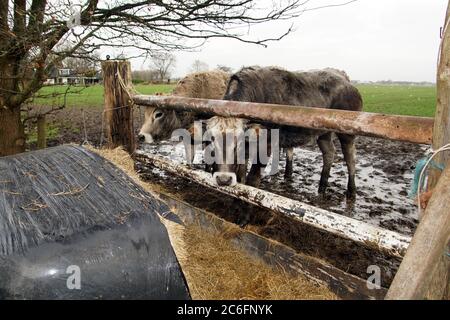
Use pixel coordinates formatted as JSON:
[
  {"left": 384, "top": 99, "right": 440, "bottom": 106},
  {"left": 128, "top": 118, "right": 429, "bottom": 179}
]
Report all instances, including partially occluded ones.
[
  {"left": 356, "top": 84, "right": 436, "bottom": 117},
  {"left": 32, "top": 84, "right": 176, "bottom": 108},
  {"left": 31, "top": 83, "right": 436, "bottom": 117}
]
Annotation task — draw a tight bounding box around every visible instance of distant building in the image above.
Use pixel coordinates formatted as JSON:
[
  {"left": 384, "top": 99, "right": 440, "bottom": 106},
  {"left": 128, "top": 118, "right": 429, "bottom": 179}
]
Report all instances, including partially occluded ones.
[{"left": 44, "top": 67, "right": 101, "bottom": 85}]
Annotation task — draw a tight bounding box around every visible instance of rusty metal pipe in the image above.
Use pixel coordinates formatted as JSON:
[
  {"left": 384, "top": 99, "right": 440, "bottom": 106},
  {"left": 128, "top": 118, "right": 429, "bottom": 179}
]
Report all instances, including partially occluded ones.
[{"left": 133, "top": 95, "right": 434, "bottom": 145}]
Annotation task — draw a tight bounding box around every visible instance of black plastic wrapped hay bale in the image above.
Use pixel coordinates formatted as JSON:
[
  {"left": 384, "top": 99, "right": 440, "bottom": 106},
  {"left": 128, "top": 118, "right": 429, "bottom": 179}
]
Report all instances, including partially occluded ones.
[{"left": 0, "top": 145, "right": 190, "bottom": 300}]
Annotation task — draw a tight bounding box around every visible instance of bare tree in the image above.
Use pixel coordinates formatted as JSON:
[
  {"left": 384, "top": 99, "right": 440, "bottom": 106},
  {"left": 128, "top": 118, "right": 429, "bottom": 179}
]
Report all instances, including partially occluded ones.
[
  {"left": 152, "top": 53, "right": 176, "bottom": 82},
  {"left": 217, "top": 65, "right": 234, "bottom": 73},
  {"left": 132, "top": 69, "right": 160, "bottom": 83},
  {"left": 0, "top": 0, "right": 310, "bottom": 156},
  {"left": 191, "top": 60, "right": 210, "bottom": 73},
  {"left": 63, "top": 52, "right": 100, "bottom": 76}
]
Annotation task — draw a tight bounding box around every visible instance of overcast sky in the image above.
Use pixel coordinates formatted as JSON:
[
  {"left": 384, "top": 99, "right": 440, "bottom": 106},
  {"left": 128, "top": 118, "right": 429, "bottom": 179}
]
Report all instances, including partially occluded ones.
[{"left": 130, "top": 0, "right": 448, "bottom": 82}]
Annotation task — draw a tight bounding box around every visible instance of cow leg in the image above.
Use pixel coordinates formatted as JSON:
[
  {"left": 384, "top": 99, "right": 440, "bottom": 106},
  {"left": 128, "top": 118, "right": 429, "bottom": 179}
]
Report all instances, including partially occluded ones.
[
  {"left": 202, "top": 142, "right": 212, "bottom": 173},
  {"left": 246, "top": 134, "right": 269, "bottom": 187},
  {"left": 337, "top": 133, "right": 357, "bottom": 200},
  {"left": 186, "top": 142, "right": 195, "bottom": 165},
  {"left": 284, "top": 147, "right": 294, "bottom": 179},
  {"left": 247, "top": 163, "right": 264, "bottom": 187},
  {"left": 236, "top": 203, "right": 252, "bottom": 228},
  {"left": 317, "top": 132, "right": 336, "bottom": 195},
  {"left": 236, "top": 164, "right": 247, "bottom": 184}
]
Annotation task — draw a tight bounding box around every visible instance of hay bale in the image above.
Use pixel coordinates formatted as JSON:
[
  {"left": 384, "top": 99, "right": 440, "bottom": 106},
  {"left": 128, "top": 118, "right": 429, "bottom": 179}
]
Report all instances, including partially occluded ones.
[
  {"left": 89, "top": 146, "right": 188, "bottom": 265},
  {"left": 172, "top": 70, "right": 230, "bottom": 99},
  {"left": 0, "top": 145, "right": 190, "bottom": 299}
]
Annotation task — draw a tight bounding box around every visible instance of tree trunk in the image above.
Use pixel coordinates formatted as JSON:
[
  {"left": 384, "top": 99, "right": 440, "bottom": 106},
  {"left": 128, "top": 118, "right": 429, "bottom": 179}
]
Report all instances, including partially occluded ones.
[
  {"left": 0, "top": 54, "right": 26, "bottom": 157},
  {"left": 37, "top": 115, "right": 46, "bottom": 149},
  {"left": 0, "top": 106, "right": 25, "bottom": 156}
]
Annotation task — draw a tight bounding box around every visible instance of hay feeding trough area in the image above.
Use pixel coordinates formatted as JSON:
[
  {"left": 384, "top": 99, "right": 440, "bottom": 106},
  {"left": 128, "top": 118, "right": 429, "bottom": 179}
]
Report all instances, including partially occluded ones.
[{"left": 132, "top": 145, "right": 405, "bottom": 300}]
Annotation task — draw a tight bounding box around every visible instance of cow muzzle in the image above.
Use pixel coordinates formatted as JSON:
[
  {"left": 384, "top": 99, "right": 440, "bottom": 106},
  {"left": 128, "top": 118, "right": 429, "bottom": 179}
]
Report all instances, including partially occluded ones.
[
  {"left": 138, "top": 132, "right": 154, "bottom": 144},
  {"left": 213, "top": 172, "right": 237, "bottom": 187}
]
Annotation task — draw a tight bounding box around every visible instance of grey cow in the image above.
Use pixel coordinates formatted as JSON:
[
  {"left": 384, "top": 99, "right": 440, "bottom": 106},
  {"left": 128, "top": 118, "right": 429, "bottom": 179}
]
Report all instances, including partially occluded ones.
[
  {"left": 206, "top": 66, "right": 363, "bottom": 199},
  {"left": 138, "top": 70, "right": 230, "bottom": 144}
]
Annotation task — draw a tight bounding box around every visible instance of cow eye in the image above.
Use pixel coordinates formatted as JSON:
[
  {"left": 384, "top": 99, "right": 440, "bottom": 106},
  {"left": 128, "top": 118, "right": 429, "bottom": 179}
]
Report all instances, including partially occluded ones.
[{"left": 154, "top": 112, "right": 163, "bottom": 119}]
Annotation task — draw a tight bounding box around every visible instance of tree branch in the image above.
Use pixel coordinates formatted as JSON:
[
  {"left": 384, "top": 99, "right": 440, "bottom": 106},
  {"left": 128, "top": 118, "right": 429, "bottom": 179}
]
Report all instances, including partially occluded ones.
[
  {"left": 13, "top": 0, "right": 26, "bottom": 34},
  {"left": 0, "top": 0, "right": 8, "bottom": 33}
]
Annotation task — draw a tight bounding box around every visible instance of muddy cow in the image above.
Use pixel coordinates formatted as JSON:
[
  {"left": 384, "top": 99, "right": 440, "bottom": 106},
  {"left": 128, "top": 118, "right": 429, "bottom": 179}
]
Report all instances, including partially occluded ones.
[
  {"left": 138, "top": 70, "right": 230, "bottom": 143},
  {"left": 206, "top": 66, "right": 363, "bottom": 199}
]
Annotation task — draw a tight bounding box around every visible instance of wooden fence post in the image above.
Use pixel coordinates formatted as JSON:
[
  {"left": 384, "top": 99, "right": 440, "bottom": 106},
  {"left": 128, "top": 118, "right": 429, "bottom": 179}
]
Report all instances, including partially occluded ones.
[
  {"left": 36, "top": 115, "right": 46, "bottom": 149},
  {"left": 387, "top": 2, "right": 450, "bottom": 300},
  {"left": 385, "top": 166, "right": 450, "bottom": 300},
  {"left": 427, "top": 1, "right": 450, "bottom": 188},
  {"left": 101, "top": 60, "right": 136, "bottom": 153}
]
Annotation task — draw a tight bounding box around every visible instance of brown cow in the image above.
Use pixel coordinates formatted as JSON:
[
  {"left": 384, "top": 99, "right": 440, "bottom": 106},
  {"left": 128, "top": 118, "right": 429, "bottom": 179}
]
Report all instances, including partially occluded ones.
[
  {"left": 138, "top": 70, "right": 230, "bottom": 143},
  {"left": 206, "top": 66, "right": 363, "bottom": 199}
]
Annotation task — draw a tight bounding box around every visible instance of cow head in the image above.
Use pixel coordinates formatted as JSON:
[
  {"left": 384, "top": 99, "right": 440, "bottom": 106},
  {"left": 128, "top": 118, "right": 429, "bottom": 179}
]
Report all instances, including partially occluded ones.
[
  {"left": 138, "top": 107, "right": 182, "bottom": 143},
  {"left": 205, "top": 116, "right": 265, "bottom": 187}
]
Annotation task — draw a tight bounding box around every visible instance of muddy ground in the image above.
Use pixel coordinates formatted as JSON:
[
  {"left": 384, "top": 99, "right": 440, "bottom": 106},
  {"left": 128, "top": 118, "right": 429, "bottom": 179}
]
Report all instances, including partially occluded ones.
[
  {"left": 26, "top": 106, "right": 146, "bottom": 148},
  {"left": 139, "top": 136, "right": 426, "bottom": 237},
  {"left": 35, "top": 106, "right": 426, "bottom": 237}
]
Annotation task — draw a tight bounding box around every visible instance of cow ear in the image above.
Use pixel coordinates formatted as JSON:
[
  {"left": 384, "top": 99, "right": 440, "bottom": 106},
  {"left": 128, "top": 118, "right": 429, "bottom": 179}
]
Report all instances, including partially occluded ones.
[
  {"left": 187, "top": 124, "right": 195, "bottom": 136},
  {"left": 245, "top": 122, "right": 263, "bottom": 136},
  {"left": 188, "top": 121, "right": 207, "bottom": 143},
  {"left": 244, "top": 122, "right": 263, "bottom": 143},
  {"left": 225, "top": 75, "right": 240, "bottom": 97}
]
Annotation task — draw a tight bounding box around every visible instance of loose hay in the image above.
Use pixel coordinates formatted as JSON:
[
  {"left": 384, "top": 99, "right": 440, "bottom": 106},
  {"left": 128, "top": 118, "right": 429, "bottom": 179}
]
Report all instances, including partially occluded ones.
[
  {"left": 91, "top": 146, "right": 337, "bottom": 300},
  {"left": 183, "top": 224, "right": 337, "bottom": 300}
]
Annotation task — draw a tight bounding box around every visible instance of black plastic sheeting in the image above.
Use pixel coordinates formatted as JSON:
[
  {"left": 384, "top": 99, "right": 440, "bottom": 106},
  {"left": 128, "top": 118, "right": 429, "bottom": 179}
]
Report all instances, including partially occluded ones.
[{"left": 0, "top": 146, "right": 190, "bottom": 300}]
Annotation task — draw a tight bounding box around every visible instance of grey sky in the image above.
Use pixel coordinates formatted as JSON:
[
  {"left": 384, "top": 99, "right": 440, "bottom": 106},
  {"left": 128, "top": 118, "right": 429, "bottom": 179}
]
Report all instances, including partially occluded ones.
[{"left": 130, "top": 0, "right": 448, "bottom": 82}]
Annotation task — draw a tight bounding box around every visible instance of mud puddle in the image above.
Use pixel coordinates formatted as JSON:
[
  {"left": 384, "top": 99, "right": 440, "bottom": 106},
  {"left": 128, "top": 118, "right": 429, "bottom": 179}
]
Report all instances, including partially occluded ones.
[{"left": 140, "top": 136, "right": 427, "bottom": 236}]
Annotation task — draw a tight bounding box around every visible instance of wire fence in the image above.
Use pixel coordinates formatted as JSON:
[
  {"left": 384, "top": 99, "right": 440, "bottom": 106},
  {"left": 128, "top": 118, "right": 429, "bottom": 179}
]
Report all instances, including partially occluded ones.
[{"left": 25, "top": 103, "right": 146, "bottom": 151}]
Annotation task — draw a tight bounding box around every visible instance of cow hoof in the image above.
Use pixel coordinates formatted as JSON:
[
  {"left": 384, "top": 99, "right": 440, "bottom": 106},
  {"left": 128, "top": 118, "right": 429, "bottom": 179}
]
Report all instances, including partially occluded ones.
[
  {"left": 237, "top": 212, "right": 251, "bottom": 228},
  {"left": 284, "top": 166, "right": 293, "bottom": 180},
  {"left": 204, "top": 165, "right": 213, "bottom": 174},
  {"left": 238, "top": 218, "right": 250, "bottom": 228},
  {"left": 238, "top": 220, "right": 249, "bottom": 228},
  {"left": 284, "top": 171, "right": 293, "bottom": 181},
  {"left": 346, "top": 191, "right": 356, "bottom": 202},
  {"left": 316, "top": 193, "right": 329, "bottom": 202},
  {"left": 318, "top": 186, "right": 327, "bottom": 196}
]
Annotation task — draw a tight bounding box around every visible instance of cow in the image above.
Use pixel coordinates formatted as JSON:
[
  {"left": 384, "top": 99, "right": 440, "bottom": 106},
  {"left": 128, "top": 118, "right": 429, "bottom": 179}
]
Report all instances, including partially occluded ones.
[
  {"left": 205, "top": 66, "right": 363, "bottom": 200},
  {"left": 138, "top": 70, "right": 230, "bottom": 144}
]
